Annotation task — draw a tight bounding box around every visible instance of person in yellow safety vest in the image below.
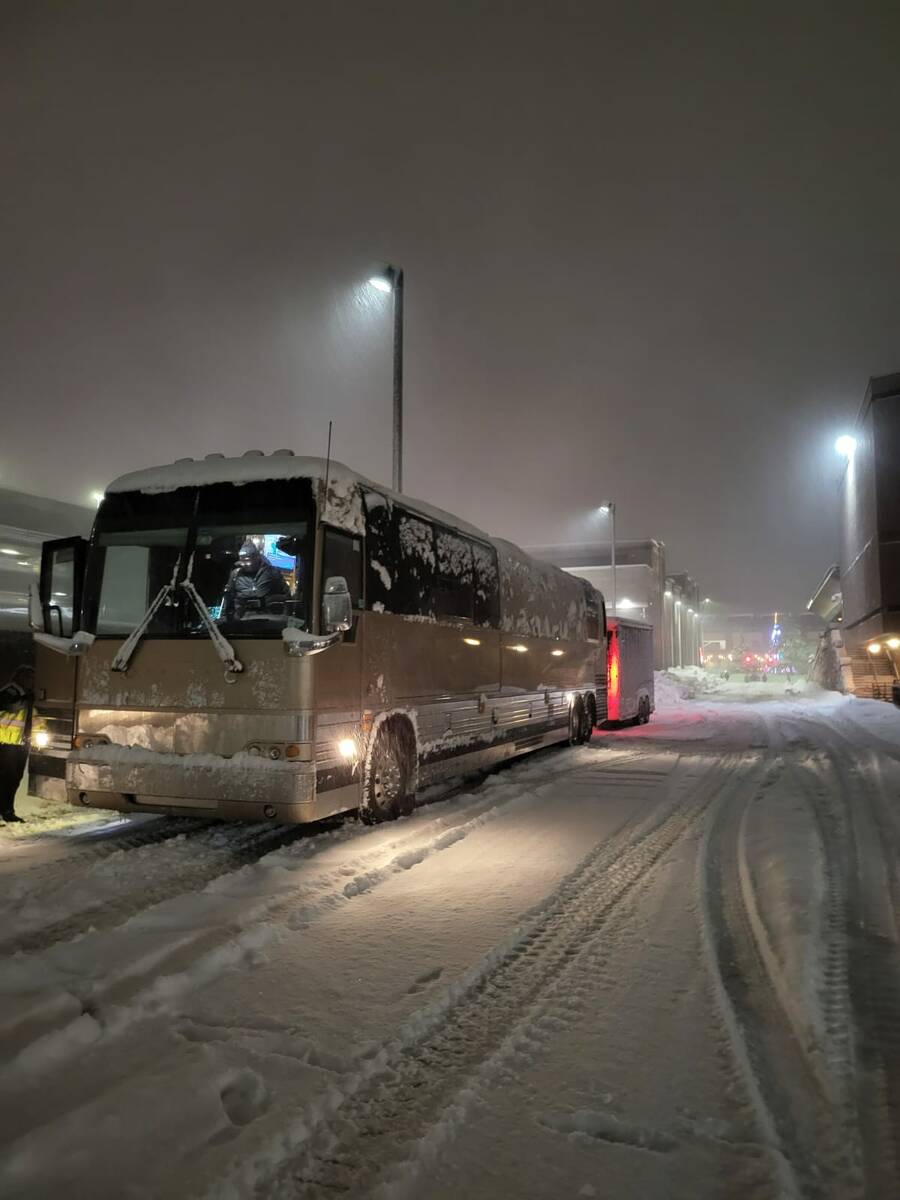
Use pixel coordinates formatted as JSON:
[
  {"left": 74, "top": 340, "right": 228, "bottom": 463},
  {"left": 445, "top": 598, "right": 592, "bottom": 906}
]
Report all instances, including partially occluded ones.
[{"left": 0, "top": 665, "right": 45, "bottom": 824}]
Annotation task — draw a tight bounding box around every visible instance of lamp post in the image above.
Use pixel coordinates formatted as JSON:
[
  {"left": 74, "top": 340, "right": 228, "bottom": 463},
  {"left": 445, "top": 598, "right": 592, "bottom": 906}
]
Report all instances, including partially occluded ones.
[
  {"left": 598, "top": 502, "right": 617, "bottom": 617},
  {"left": 368, "top": 264, "right": 405, "bottom": 493}
]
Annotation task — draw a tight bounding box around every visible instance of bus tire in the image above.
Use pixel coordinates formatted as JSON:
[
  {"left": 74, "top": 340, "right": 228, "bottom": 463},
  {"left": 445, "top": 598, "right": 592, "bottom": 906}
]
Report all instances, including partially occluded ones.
[
  {"left": 568, "top": 696, "right": 586, "bottom": 746},
  {"left": 362, "top": 720, "right": 416, "bottom": 824},
  {"left": 584, "top": 694, "right": 597, "bottom": 742}
]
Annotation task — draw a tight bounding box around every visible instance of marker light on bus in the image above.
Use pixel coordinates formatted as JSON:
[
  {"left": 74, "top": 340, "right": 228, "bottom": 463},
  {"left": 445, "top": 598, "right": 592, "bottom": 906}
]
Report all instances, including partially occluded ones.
[
  {"left": 338, "top": 738, "right": 357, "bottom": 760},
  {"left": 463, "top": 637, "right": 481, "bottom": 646},
  {"left": 33, "top": 730, "right": 50, "bottom": 749}
]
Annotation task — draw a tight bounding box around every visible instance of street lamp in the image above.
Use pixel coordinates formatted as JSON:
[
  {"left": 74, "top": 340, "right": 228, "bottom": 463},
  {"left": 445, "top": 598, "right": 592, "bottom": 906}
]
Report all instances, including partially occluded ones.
[
  {"left": 368, "top": 264, "right": 405, "bottom": 493},
  {"left": 597, "top": 502, "right": 616, "bottom": 617}
]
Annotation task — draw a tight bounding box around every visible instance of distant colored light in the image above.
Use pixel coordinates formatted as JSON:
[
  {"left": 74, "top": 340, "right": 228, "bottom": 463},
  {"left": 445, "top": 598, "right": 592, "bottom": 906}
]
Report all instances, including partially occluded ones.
[
  {"left": 835, "top": 435, "right": 856, "bottom": 458},
  {"left": 368, "top": 275, "right": 392, "bottom": 294}
]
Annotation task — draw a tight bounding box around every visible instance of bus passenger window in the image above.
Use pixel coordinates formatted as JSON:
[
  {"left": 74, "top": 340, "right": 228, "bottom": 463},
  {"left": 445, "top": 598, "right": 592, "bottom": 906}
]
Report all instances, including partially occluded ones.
[
  {"left": 433, "top": 530, "right": 474, "bottom": 621},
  {"left": 322, "top": 529, "right": 363, "bottom": 609},
  {"left": 472, "top": 542, "right": 500, "bottom": 628},
  {"left": 363, "top": 490, "right": 396, "bottom": 612},
  {"left": 394, "top": 512, "right": 436, "bottom": 617}
]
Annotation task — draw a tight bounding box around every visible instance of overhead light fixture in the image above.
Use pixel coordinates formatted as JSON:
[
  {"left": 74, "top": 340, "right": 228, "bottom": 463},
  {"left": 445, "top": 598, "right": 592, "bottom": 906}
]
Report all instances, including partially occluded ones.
[
  {"left": 368, "top": 274, "right": 393, "bottom": 294},
  {"left": 0, "top": 548, "right": 18, "bottom": 556},
  {"left": 869, "top": 642, "right": 882, "bottom": 654},
  {"left": 835, "top": 435, "right": 856, "bottom": 458},
  {"left": 91, "top": 491, "right": 105, "bottom": 505},
  {"left": 887, "top": 638, "right": 900, "bottom": 650},
  {"left": 337, "top": 738, "right": 357, "bottom": 760}
]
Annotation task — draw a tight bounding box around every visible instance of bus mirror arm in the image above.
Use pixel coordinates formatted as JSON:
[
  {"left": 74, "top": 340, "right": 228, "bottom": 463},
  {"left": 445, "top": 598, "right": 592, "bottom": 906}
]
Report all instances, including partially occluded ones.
[{"left": 282, "top": 628, "right": 342, "bottom": 657}]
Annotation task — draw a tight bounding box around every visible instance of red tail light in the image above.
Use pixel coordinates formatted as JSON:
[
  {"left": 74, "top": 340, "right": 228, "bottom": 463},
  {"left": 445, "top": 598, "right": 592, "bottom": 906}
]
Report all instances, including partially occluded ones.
[{"left": 608, "top": 633, "right": 620, "bottom": 722}]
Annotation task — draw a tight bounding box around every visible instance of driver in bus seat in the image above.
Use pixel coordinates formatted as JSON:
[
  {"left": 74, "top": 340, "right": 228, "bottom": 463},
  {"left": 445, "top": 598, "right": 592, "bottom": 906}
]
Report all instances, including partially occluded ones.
[{"left": 222, "top": 541, "right": 290, "bottom": 620}]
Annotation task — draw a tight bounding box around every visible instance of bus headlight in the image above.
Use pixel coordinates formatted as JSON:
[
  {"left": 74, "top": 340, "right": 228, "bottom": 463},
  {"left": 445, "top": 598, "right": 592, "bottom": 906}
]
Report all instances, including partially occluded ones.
[{"left": 33, "top": 730, "right": 50, "bottom": 749}]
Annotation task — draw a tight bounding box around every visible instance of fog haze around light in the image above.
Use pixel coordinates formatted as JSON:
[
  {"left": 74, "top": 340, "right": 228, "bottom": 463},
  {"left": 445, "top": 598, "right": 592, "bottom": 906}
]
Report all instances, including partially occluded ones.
[{"left": 3, "top": 1, "right": 900, "bottom": 611}]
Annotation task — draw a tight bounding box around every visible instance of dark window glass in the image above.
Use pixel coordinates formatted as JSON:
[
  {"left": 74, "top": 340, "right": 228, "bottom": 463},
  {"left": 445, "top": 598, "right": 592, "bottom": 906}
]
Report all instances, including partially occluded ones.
[
  {"left": 472, "top": 541, "right": 500, "bottom": 628},
  {"left": 323, "top": 528, "right": 363, "bottom": 608},
  {"left": 394, "top": 511, "right": 436, "bottom": 617},
  {"left": 364, "top": 490, "right": 395, "bottom": 612},
  {"left": 433, "top": 529, "right": 474, "bottom": 620}
]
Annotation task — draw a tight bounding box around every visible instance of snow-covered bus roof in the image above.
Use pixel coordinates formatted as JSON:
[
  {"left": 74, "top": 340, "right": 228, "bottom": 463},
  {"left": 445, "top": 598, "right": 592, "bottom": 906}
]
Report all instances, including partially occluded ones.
[{"left": 106, "top": 452, "right": 493, "bottom": 543}]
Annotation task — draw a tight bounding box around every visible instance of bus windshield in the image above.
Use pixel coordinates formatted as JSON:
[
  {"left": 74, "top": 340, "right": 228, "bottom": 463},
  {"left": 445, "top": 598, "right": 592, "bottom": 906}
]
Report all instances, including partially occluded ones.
[{"left": 85, "top": 478, "right": 315, "bottom": 637}]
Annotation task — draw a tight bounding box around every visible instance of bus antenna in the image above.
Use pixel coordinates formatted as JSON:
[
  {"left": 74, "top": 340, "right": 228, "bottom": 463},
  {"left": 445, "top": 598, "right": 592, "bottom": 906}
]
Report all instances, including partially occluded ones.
[{"left": 322, "top": 420, "right": 333, "bottom": 520}]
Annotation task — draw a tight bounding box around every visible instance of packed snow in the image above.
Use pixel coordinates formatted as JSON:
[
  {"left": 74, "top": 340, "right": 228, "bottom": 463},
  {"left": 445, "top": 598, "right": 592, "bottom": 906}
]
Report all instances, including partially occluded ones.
[{"left": 2, "top": 675, "right": 900, "bottom": 1198}]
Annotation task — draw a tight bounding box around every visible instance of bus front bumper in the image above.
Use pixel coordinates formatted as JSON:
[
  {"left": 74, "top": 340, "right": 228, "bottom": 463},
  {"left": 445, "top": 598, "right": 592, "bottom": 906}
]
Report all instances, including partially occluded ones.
[{"left": 66, "top": 753, "right": 319, "bottom": 823}]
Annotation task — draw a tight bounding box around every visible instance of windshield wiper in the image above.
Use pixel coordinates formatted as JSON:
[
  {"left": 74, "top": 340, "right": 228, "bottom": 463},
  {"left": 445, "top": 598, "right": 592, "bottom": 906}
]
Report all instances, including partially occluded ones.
[
  {"left": 180, "top": 555, "right": 244, "bottom": 680},
  {"left": 111, "top": 561, "right": 180, "bottom": 673}
]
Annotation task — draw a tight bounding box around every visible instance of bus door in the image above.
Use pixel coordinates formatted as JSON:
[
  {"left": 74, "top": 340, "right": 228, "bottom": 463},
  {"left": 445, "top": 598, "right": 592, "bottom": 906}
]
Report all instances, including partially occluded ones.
[{"left": 30, "top": 536, "right": 88, "bottom": 799}]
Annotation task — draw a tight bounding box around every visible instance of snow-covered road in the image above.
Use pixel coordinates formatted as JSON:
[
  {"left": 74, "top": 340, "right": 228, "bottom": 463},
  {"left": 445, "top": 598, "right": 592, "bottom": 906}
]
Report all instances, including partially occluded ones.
[{"left": 3, "top": 681, "right": 900, "bottom": 1199}]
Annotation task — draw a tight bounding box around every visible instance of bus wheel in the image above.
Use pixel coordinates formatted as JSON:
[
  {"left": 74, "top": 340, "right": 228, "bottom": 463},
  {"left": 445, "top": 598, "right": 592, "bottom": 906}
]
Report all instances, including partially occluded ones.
[
  {"left": 584, "top": 695, "right": 597, "bottom": 742},
  {"left": 568, "top": 697, "right": 586, "bottom": 746},
  {"left": 362, "top": 722, "right": 415, "bottom": 824}
]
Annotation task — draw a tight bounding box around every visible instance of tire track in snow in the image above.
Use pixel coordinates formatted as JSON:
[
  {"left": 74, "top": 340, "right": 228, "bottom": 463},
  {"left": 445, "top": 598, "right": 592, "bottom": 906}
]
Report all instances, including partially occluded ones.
[
  {"left": 1, "top": 749, "right": 650, "bottom": 1095},
  {"left": 0, "top": 820, "right": 328, "bottom": 956},
  {"left": 806, "top": 745, "right": 900, "bottom": 1197},
  {"left": 700, "top": 739, "right": 865, "bottom": 1200},
  {"left": 247, "top": 752, "right": 729, "bottom": 1200}
]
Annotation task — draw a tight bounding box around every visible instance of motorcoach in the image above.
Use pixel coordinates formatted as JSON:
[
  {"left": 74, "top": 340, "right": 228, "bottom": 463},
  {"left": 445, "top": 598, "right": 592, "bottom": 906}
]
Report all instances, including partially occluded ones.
[{"left": 30, "top": 452, "right": 606, "bottom": 824}]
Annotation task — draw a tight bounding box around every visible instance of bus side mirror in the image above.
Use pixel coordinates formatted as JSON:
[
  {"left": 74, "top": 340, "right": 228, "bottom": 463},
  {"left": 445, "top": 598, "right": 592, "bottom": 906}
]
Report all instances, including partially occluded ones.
[{"left": 322, "top": 576, "right": 352, "bottom": 633}]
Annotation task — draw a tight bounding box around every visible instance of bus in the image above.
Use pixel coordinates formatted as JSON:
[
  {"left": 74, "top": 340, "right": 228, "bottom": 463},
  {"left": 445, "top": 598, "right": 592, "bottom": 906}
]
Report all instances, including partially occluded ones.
[{"left": 30, "top": 452, "right": 606, "bottom": 824}]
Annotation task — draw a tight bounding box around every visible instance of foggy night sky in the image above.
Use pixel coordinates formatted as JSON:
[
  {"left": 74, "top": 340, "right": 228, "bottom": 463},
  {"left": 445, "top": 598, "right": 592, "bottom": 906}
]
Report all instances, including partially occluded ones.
[{"left": 3, "top": 1, "right": 900, "bottom": 611}]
